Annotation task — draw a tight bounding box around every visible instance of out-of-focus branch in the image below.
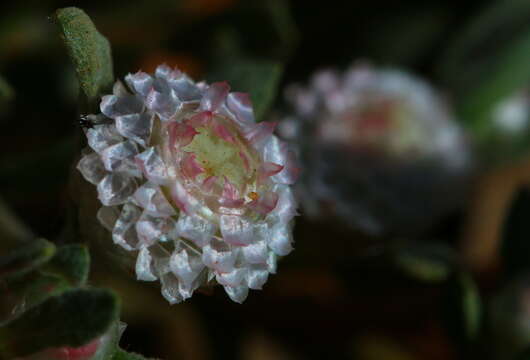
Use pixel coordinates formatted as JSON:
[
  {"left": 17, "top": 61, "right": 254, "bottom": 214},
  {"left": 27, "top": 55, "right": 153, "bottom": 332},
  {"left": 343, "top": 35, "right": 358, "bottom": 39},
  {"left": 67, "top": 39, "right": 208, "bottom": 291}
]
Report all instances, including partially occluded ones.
[{"left": 461, "top": 156, "right": 530, "bottom": 275}]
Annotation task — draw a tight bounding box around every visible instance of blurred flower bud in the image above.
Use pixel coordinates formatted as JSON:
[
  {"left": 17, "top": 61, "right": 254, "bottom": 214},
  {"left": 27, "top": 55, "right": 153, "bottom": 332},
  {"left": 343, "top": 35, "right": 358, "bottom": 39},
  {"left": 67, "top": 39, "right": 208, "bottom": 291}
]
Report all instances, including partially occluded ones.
[
  {"left": 77, "top": 65, "right": 298, "bottom": 303},
  {"left": 281, "top": 63, "right": 472, "bottom": 236}
]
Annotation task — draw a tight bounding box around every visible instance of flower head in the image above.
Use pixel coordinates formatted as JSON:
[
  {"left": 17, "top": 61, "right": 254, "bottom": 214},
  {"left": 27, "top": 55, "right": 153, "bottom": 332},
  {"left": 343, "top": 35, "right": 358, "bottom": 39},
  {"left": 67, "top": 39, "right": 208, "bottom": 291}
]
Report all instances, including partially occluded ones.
[
  {"left": 282, "top": 63, "right": 472, "bottom": 236},
  {"left": 78, "top": 64, "right": 298, "bottom": 303}
]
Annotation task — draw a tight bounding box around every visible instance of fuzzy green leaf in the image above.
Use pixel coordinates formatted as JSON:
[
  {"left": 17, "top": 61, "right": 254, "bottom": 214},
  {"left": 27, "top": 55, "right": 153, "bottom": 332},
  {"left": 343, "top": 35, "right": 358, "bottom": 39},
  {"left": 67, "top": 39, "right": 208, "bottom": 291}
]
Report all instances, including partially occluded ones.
[
  {"left": 88, "top": 321, "right": 127, "bottom": 360},
  {"left": 0, "top": 273, "right": 69, "bottom": 325},
  {"left": 209, "top": 58, "right": 283, "bottom": 122},
  {"left": 53, "top": 7, "right": 114, "bottom": 112},
  {"left": 41, "top": 244, "right": 90, "bottom": 286},
  {"left": 0, "top": 288, "right": 119, "bottom": 358},
  {"left": 0, "top": 238, "right": 55, "bottom": 280}
]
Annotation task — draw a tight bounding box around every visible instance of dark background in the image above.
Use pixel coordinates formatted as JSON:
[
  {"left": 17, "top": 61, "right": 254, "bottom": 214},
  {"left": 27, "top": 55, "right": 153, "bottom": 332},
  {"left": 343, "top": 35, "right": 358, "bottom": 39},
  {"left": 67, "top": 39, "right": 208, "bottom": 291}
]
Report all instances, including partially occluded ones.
[{"left": 2, "top": 1, "right": 530, "bottom": 359}]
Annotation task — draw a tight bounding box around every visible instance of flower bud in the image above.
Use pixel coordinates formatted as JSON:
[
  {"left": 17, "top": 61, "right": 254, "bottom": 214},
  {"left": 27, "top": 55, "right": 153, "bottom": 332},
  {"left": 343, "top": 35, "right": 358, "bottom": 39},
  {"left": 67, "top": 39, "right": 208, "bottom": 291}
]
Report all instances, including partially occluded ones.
[{"left": 282, "top": 63, "right": 472, "bottom": 236}]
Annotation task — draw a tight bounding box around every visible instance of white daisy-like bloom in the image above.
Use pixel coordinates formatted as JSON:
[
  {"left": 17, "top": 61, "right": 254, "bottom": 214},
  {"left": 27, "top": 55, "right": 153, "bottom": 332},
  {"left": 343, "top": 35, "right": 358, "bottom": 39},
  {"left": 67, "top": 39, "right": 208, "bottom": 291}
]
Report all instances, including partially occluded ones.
[
  {"left": 282, "top": 63, "right": 472, "bottom": 236},
  {"left": 77, "top": 64, "right": 299, "bottom": 303}
]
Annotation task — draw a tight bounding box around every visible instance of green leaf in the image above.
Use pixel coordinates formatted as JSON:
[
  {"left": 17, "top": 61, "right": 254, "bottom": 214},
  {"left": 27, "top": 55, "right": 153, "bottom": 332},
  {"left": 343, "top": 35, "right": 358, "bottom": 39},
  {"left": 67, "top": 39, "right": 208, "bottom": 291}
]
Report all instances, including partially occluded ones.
[
  {"left": 0, "top": 288, "right": 119, "bottom": 358},
  {"left": 209, "top": 58, "right": 283, "bottom": 122},
  {"left": 438, "top": 0, "right": 530, "bottom": 162},
  {"left": 0, "top": 238, "right": 55, "bottom": 280},
  {"left": 53, "top": 7, "right": 114, "bottom": 112},
  {"left": 41, "top": 244, "right": 90, "bottom": 286},
  {"left": 501, "top": 189, "right": 530, "bottom": 279},
  {"left": 393, "top": 241, "right": 456, "bottom": 283},
  {"left": 112, "top": 348, "right": 151, "bottom": 360},
  {"left": 90, "top": 321, "right": 128, "bottom": 360},
  {"left": 0, "top": 273, "right": 69, "bottom": 325},
  {"left": 442, "top": 272, "right": 482, "bottom": 352}
]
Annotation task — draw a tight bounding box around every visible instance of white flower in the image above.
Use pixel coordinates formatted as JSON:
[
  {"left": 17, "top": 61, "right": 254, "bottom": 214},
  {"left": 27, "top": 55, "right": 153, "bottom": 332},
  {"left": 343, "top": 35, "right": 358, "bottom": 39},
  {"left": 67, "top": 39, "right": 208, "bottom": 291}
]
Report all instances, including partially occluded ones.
[{"left": 78, "top": 64, "right": 298, "bottom": 303}]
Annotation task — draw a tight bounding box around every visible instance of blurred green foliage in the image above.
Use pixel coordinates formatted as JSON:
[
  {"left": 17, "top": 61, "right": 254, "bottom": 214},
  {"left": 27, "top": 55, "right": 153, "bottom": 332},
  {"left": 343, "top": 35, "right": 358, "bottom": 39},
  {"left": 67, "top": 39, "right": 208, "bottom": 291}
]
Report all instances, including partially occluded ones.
[
  {"left": 440, "top": 0, "right": 530, "bottom": 162},
  {"left": 443, "top": 272, "right": 482, "bottom": 352},
  {"left": 393, "top": 241, "right": 456, "bottom": 283}
]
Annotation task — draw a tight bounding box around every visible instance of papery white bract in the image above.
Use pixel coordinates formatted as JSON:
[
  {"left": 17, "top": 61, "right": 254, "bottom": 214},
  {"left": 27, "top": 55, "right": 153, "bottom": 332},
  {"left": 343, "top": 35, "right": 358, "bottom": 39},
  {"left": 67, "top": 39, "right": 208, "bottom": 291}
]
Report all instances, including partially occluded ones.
[
  {"left": 78, "top": 65, "right": 298, "bottom": 303},
  {"left": 282, "top": 63, "right": 472, "bottom": 236}
]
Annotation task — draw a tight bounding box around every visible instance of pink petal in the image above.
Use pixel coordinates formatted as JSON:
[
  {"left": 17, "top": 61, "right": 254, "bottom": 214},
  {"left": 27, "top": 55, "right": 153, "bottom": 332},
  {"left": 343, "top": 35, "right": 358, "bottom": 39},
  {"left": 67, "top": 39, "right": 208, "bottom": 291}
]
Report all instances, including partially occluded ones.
[
  {"left": 180, "top": 153, "right": 204, "bottom": 180},
  {"left": 215, "top": 268, "right": 246, "bottom": 287},
  {"left": 268, "top": 223, "right": 294, "bottom": 256},
  {"left": 241, "top": 240, "right": 268, "bottom": 264},
  {"left": 145, "top": 87, "right": 179, "bottom": 120},
  {"left": 226, "top": 92, "right": 255, "bottom": 127},
  {"left": 220, "top": 178, "right": 245, "bottom": 208},
  {"left": 263, "top": 136, "right": 300, "bottom": 184},
  {"left": 270, "top": 185, "right": 298, "bottom": 223},
  {"left": 258, "top": 162, "right": 284, "bottom": 184},
  {"left": 220, "top": 215, "right": 254, "bottom": 246},
  {"left": 135, "top": 147, "right": 169, "bottom": 185},
  {"left": 134, "top": 182, "right": 176, "bottom": 217},
  {"left": 169, "top": 122, "right": 199, "bottom": 149},
  {"left": 249, "top": 191, "right": 279, "bottom": 215},
  {"left": 239, "top": 151, "right": 250, "bottom": 171},
  {"left": 155, "top": 63, "right": 172, "bottom": 78},
  {"left": 100, "top": 94, "right": 143, "bottom": 118},
  {"left": 211, "top": 119, "right": 236, "bottom": 143},
  {"left": 224, "top": 285, "right": 248, "bottom": 303},
  {"left": 277, "top": 149, "right": 300, "bottom": 184},
  {"left": 244, "top": 121, "right": 277, "bottom": 148},
  {"left": 202, "top": 176, "right": 218, "bottom": 192},
  {"left": 202, "top": 240, "right": 237, "bottom": 273},
  {"left": 125, "top": 71, "right": 153, "bottom": 97},
  {"left": 171, "top": 181, "right": 198, "bottom": 214},
  {"left": 200, "top": 81, "right": 230, "bottom": 111},
  {"left": 186, "top": 111, "right": 213, "bottom": 128}
]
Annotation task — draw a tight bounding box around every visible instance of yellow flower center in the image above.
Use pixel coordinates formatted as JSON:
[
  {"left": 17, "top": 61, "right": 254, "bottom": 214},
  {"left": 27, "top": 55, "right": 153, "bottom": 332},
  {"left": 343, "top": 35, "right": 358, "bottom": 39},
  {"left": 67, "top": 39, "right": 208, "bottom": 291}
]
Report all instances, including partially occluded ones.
[{"left": 183, "top": 126, "right": 248, "bottom": 188}]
